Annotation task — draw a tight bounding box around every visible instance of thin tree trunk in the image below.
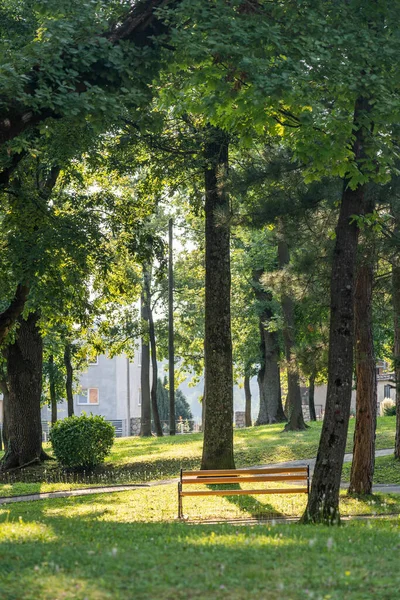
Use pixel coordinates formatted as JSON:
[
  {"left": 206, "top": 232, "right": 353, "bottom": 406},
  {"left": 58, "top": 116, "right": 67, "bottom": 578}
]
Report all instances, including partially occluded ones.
[
  {"left": 244, "top": 373, "right": 252, "bottom": 427},
  {"left": 277, "top": 238, "right": 307, "bottom": 432},
  {"left": 140, "top": 292, "right": 152, "bottom": 437},
  {"left": 253, "top": 272, "right": 285, "bottom": 424},
  {"left": 302, "top": 96, "right": 370, "bottom": 524},
  {"left": 49, "top": 354, "right": 57, "bottom": 425},
  {"left": 308, "top": 374, "right": 317, "bottom": 422},
  {"left": 0, "top": 379, "right": 8, "bottom": 452},
  {"left": 393, "top": 231, "right": 400, "bottom": 459},
  {"left": 391, "top": 195, "right": 400, "bottom": 459},
  {"left": 349, "top": 244, "right": 376, "bottom": 494},
  {"left": 168, "top": 218, "right": 176, "bottom": 435},
  {"left": 201, "top": 361, "right": 206, "bottom": 433},
  {"left": 143, "top": 267, "right": 163, "bottom": 437},
  {"left": 0, "top": 313, "right": 45, "bottom": 470},
  {"left": 257, "top": 364, "right": 267, "bottom": 423},
  {"left": 64, "top": 343, "right": 74, "bottom": 417},
  {"left": 201, "top": 126, "right": 235, "bottom": 470}
]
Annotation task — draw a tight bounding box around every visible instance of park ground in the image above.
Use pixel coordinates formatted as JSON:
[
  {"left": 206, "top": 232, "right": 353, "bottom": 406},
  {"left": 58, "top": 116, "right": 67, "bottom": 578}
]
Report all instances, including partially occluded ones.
[{"left": 1, "top": 417, "right": 400, "bottom": 599}]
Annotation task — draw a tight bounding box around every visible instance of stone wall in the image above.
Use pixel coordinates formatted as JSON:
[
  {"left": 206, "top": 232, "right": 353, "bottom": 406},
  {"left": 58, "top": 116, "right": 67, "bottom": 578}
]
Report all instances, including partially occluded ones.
[
  {"left": 235, "top": 411, "right": 246, "bottom": 428},
  {"left": 130, "top": 417, "right": 141, "bottom": 436}
]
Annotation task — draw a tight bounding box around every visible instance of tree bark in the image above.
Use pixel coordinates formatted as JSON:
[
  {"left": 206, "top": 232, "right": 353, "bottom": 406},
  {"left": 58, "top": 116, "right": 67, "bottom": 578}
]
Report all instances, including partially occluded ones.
[
  {"left": 0, "top": 379, "right": 8, "bottom": 452},
  {"left": 64, "top": 343, "right": 74, "bottom": 417},
  {"left": 0, "top": 284, "right": 30, "bottom": 346},
  {"left": 0, "top": 313, "right": 45, "bottom": 470},
  {"left": 140, "top": 293, "right": 152, "bottom": 437},
  {"left": 49, "top": 354, "right": 57, "bottom": 426},
  {"left": 277, "top": 238, "right": 307, "bottom": 432},
  {"left": 302, "top": 97, "right": 370, "bottom": 524},
  {"left": 308, "top": 374, "right": 317, "bottom": 422},
  {"left": 392, "top": 205, "right": 400, "bottom": 459},
  {"left": 244, "top": 373, "right": 252, "bottom": 427},
  {"left": 201, "top": 127, "right": 235, "bottom": 470},
  {"left": 256, "top": 330, "right": 285, "bottom": 424},
  {"left": 143, "top": 267, "right": 163, "bottom": 437},
  {"left": 253, "top": 272, "right": 285, "bottom": 424},
  {"left": 168, "top": 218, "right": 176, "bottom": 435},
  {"left": 348, "top": 243, "right": 377, "bottom": 494}
]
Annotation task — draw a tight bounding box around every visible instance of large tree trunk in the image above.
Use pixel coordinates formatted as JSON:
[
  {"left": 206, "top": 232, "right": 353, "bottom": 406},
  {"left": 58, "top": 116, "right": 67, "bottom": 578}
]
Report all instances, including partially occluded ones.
[
  {"left": 0, "top": 313, "right": 45, "bottom": 470},
  {"left": 277, "top": 238, "right": 307, "bottom": 432},
  {"left": 253, "top": 272, "right": 285, "bottom": 424},
  {"left": 0, "top": 284, "right": 29, "bottom": 346},
  {"left": 201, "top": 127, "right": 235, "bottom": 470},
  {"left": 308, "top": 374, "right": 317, "bottom": 422},
  {"left": 349, "top": 206, "right": 377, "bottom": 495},
  {"left": 49, "top": 354, "right": 57, "bottom": 426},
  {"left": 143, "top": 267, "right": 163, "bottom": 437},
  {"left": 64, "top": 343, "right": 74, "bottom": 417},
  {"left": 140, "top": 293, "right": 152, "bottom": 437},
  {"left": 302, "top": 97, "right": 370, "bottom": 524},
  {"left": 244, "top": 373, "right": 252, "bottom": 427}
]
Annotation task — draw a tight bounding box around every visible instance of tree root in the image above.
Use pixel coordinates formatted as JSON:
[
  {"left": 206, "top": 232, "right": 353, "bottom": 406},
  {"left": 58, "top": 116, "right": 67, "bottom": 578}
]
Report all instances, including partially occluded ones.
[
  {"left": 0, "top": 456, "right": 41, "bottom": 472},
  {"left": 40, "top": 449, "right": 55, "bottom": 461}
]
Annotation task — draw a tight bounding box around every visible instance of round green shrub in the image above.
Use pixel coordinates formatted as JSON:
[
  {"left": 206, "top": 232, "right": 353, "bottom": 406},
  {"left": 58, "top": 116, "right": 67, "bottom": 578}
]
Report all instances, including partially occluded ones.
[
  {"left": 383, "top": 405, "right": 396, "bottom": 417},
  {"left": 50, "top": 414, "right": 115, "bottom": 470}
]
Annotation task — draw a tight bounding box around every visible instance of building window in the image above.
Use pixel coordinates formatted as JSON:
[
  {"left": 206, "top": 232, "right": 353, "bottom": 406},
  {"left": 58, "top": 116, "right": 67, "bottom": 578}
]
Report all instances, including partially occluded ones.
[
  {"left": 78, "top": 388, "right": 99, "bottom": 405},
  {"left": 384, "top": 385, "right": 392, "bottom": 399},
  {"left": 138, "top": 388, "right": 142, "bottom": 406}
]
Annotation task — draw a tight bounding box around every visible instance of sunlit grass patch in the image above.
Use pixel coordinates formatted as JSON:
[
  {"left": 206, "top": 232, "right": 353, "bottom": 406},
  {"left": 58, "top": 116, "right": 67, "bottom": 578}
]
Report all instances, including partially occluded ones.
[
  {"left": 0, "top": 519, "right": 57, "bottom": 543},
  {"left": 1, "top": 483, "right": 396, "bottom": 526},
  {"left": 342, "top": 453, "right": 400, "bottom": 485},
  {"left": 0, "top": 489, "right": 400, "bottom": 600},
  {"left": 0, "top": 417, "right": 396, "bottom": 499}
]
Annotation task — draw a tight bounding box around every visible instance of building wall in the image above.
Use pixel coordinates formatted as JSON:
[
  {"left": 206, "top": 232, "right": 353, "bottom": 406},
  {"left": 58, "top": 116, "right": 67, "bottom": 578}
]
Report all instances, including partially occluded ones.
[
  {"left": 313, "top": 374, "right": 396, "bottom": 418},
  {"left": 313, "top": 385, "right": 357, "bottom": 418},
  {"left": 77, "top": 354, "right": 117, "bottom": 420},
  {"left": 38, "top": 353, "right": 142, "bottom": 433}
]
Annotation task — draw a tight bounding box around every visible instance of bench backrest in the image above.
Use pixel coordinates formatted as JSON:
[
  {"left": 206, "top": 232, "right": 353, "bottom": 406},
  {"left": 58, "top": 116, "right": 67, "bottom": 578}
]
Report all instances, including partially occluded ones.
[{"left": 181, "top": 466, "right": 309, "bottom": 486}]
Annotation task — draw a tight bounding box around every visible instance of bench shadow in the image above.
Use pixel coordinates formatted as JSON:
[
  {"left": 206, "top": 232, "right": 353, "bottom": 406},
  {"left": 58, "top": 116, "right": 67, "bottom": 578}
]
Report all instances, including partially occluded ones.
[{"left": 205, "top": 483, "right": 286, "bottom": 520}]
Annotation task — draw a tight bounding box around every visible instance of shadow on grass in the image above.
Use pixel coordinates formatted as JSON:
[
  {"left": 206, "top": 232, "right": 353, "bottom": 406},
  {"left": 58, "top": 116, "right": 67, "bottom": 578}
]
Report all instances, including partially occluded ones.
[
  {"left": 204, "top": 483, "right": 285, "bottom": 520},
  {"left": 1, "top": 496, "right": 400, "bottom": 600},
  {"left": 0, "top": 457, "right": 202, "bottom": 490}
]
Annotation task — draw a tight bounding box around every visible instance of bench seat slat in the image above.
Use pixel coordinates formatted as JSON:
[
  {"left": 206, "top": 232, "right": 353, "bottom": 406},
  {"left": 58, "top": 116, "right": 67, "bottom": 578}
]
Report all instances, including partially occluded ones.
[
  {"left": 181, "top": 467, "right": 308, "bottom": 476},
  {"left": 181, "top": 487, "right": 308, "bottom": 497},
  {"left": 182, "top": 474, "right": 307, "bottom": 484}
]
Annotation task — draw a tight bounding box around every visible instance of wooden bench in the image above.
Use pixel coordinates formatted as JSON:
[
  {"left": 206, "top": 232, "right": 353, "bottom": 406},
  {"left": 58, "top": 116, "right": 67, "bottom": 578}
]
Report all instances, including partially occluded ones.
[{"left": 178, "top": 466, "right": 310, "bottom": 519}]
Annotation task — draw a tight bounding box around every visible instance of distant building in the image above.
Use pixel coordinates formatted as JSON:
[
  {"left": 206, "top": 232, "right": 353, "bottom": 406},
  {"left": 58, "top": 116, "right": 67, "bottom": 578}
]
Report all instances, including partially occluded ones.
[
  {"left": 40, "top": 353, "right": 142, "bottom": 438},
  {"left": 307, "top": 360, "right": 396, "bottom": 419}
]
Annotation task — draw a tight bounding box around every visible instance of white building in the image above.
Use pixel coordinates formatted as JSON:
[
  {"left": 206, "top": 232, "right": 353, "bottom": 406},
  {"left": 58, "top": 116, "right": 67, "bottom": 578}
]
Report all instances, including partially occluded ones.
[
  {"left": 40, "top": 353, "right": 142, "bottom": 437},
  {"left": 310, "top": 361, "right": 396, "bottom": 419}
]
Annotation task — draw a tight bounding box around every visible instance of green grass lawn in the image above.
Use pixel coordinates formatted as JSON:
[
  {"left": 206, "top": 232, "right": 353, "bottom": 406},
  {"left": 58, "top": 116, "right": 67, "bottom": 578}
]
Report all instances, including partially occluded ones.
[
  {"left": 342, "top": 453, "right": 400, "bottom": 485},
  {"left": 0, "top": 416, "right": 396, "bottom": 498},
  {"left": 1, "top": 418, "right": 399, "bottom": 599},
  {"left": 0, "top": 485, "right": 400, "bottom": 599}
]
